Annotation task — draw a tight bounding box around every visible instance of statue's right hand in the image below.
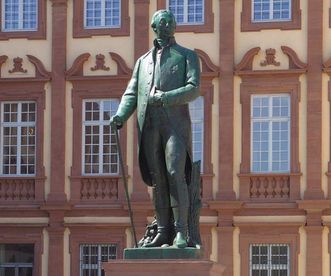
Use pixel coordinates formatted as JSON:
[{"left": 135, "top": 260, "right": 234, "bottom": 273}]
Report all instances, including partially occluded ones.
[{"left": 110, "top": 115, "right": 123, "bottom": 129}]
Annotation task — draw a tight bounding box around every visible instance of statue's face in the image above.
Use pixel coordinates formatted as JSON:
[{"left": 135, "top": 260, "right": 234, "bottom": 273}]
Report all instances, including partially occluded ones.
[{"left": 151, "top": 11, "right": 176, "bottom": 40}]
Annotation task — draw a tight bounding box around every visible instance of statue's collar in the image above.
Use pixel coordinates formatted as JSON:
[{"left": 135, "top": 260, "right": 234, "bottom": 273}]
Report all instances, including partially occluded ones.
[{"left": 153, "top": 37, "right": 176, "bottom": 49}]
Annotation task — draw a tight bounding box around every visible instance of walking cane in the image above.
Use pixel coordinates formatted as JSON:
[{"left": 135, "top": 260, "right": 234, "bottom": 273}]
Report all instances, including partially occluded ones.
[{"left": 112, "top": 123, "right": 138, "bottom": 248}]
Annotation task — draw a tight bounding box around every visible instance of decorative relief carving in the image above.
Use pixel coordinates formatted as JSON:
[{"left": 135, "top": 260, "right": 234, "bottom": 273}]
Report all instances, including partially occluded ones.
[
  {"left": 0, "top": 178, "right": 35, "bottom": 201},
  {"left": 26, "top": 55, "right": 51, "bottom": 79},
  {"left": 91, "top": 54, "right": 110, "bottom": 71},
  {"left": 235, "top": 47, "right": 261, "bottom": 72},
  {"left": 67, "top": 52, "right": 133, "bottom": 77},
  {"left": 66, "top": 53, "right": 91, "bottom": 77},
  {"left": 235, "top": 46, "right": 307, "bottom": 75},
  {"left": 260, "top": 48, "right": 280, "bottom": 67},
  {"left": 194, "top": 48, "right": 220, "bottom": 77},
  {"left": 8, "top": 57, "right": 27, "bottom": 73},
  {"left": 280, "top": 46, "right": 307, "bottom": 70},
  {"left": 249, "top": 175, "right": 290, "bottom": 200},
  {"left": 109, "top": 52, "right": 132, "bottom": 75},
  {"left": 0, "top": 55, "right": 8, "bottom": 77},
  {"left": 80, "top": 178, "right": 118, "bottom": 201}
]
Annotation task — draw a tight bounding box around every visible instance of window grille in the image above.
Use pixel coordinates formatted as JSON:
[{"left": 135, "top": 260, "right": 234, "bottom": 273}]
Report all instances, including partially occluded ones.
[
  {"left": 80, "top": 244, "right": 117, "bottom": 276},
  {"left": 250, "top": 243, "right": 290, "bottom": 276}
]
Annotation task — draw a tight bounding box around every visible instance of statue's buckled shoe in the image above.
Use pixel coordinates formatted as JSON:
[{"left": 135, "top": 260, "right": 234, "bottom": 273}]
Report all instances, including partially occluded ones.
[{"left": 143, "top": 232, "right": 171, "bottom": 247}]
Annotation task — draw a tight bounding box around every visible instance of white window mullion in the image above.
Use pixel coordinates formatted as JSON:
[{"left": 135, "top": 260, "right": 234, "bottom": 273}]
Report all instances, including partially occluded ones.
[
  {"left": 98, "top": 245, "right": 102, "bottom": 276},
  {"left": 16, "top": 103, "right": 22, "bottom": 174},
  {"left": 268, "top": 97, "right": 272, "bottom": 172},
  {"left": 18, "top": 0, "right": 24, "bottom": 29},
  {"left": 269, "top": 0, "right": 274, "bottom": 21},
  {"left": 0, "top": 103, "right": 3, "bottom": 175},
  {"left": 184, "top": 0, "right": 188, "bottom": 23},
  {"left": 101, "top": 0, "right": 106, "bottom": 27},
  {"left": 99, "top": 102, "right": 104, "bottom": 174}
]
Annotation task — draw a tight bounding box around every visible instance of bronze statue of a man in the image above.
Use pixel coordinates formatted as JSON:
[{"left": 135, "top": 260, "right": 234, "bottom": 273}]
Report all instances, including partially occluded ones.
[{"left": 110, "top": 10, "right": 200, "bottom": 248}]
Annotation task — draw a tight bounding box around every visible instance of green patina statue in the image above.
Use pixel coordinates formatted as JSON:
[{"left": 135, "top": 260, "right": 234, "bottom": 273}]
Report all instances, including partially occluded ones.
[{"left": 110, "top": 10, "right": 201, "bottom": 249}]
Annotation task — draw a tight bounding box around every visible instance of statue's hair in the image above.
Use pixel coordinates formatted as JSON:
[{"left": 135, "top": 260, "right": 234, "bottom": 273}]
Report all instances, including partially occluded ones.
[{"left": 150, "top": 9, "right": 176, "bottom": 34}]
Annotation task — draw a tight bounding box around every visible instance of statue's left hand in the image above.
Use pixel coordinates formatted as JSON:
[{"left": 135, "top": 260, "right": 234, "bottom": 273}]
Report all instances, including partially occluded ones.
[{"left": 109, "top": 115, "right": 123, "bottom": 129}]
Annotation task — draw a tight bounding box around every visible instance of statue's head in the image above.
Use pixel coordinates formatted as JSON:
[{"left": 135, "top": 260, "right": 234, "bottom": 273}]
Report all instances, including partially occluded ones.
[{"left": 151, "top": 10, "right": 176, "bottom": 40}]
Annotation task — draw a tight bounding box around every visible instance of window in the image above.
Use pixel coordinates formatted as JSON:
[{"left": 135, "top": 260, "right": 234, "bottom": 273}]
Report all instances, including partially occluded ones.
[
  {"left": 0, "top": 244, "right": 34, "bottom": 276},
  {"left": 250, "top": 244, "right": 290, "bottom": 276},
  {"left": 241, "top": 0, "right": 301, "bottom": 31},
  {"left": 157, "top": 0, "right": 213, "bottom": 33},
  {"left": 0, "top": 0, "right": 46, "bottom": 39},
  {"left": 84, "top": 0, "right": 120, "bottom": 29},
  {"left": 189, "top": 96, "right": 204, "bottom": 170},
  {"left": 82, "top": 99, "right": 119, "bottom": 175},
  {"left": 2, "top": 0, "right": 37, "bottom": 32},
  {"left": 80, "top": 244, "right": 117, "bottom": 276},
  {"left": 73, "top": 0, "right": 129, "bottom": 38},
  {"left": 251, "top": 95, "right": 290, "bottom": 173},
  {"left": 0, "top": 102, "right": 36, "bottom": 176},
  {"left": 252, "top": 0, "right": 291, "bottom": 22},
  {"left": 167, "top": 0, "right": 204, "bottom": 25}
]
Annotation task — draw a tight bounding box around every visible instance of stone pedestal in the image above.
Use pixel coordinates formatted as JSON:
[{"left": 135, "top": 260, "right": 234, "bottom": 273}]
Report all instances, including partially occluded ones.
[
  {"left": 124, "top": 247, "right": 202, "bottom": 259},
  {"left": 103, "top": 259, "right": 224, "bottom": 276}
]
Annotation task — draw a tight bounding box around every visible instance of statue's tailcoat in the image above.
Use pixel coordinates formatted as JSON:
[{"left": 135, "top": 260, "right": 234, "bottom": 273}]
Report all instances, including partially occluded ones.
[{"left": 116, "top": 39, "right": 200, "bottom": 186}]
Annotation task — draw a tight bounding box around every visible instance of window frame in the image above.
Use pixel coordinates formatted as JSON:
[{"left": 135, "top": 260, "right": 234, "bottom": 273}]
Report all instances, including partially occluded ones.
[
  {"left": 0, "top": 243, "right": 34, "bottom": 276},
  {"left": 0, "top": 80, "right": 46, "bottom": 203},
  {"left": 73, "top": 0, "right": 129, "bottom": 38},
  {"left": 81, "top": 98, "right": 120, "bottom": 176},
  {"left": 167, "top": 0, "right": 205, "bottom": 26},
  {"left": 0, "top": 227, "right": 43, "bottom": 276},
  {"left": 239, "top": 75, "right": 301, "bottom": 201},
  {"left": 251, "top": 0, "right": 291, "bottom": 23},
  {"left": 241, "top": 0, "right": 301, "bottom": 31},
  {"left": 0, "top": 0, "right": 46, "bottom": 40},
  {"left": 157, "top": 0, "right": 214, "bottom": 33},
  {"left": 83, "top": 0, "right": 121, "bottom": 29},
  {"left": 239, "top": 225, "right": 300, "bottom": 276},
  {"left": 69, "top": 227, "right": 125, "bottom": 276},
  {"left": 250, "top": 94, "right": 291, "bottom": 174},
  {"left": 0, "top": 101, "right": 37, "bottom": 176},
  {"left": 2, "top": 0, "right": 38, "bottom": 32}
]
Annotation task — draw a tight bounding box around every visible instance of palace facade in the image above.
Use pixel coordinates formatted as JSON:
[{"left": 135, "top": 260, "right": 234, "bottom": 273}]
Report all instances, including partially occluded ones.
[{"left": 0, "top": 0, "right": 330, "bottom": 275}]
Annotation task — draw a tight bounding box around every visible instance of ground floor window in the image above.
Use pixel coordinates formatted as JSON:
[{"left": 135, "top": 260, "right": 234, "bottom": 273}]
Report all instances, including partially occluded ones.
[
  {"left": 250, "top": 243, "right": 290, "bottom": 276},
  {"left": 0, "top": 244, "right": 34, "bottom": 276},
  {"left": 80, "top": 244, "right": 117, "bottom": 276}
]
